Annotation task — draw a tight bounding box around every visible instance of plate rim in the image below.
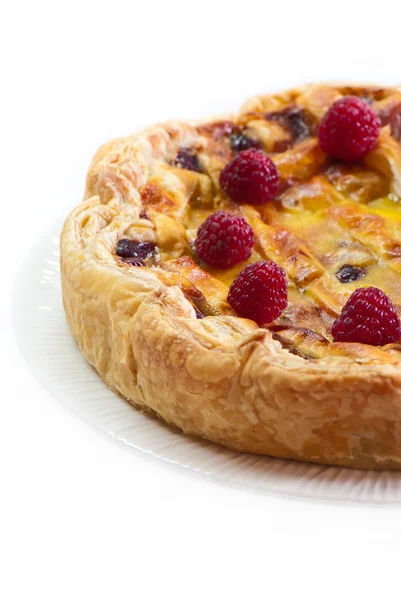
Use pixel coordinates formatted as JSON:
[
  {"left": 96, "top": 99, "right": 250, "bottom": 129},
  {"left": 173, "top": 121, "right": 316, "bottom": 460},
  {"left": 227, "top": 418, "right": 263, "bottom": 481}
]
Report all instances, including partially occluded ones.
[{"left": 12, "top": 221, "right": 401, "bottom": 507}]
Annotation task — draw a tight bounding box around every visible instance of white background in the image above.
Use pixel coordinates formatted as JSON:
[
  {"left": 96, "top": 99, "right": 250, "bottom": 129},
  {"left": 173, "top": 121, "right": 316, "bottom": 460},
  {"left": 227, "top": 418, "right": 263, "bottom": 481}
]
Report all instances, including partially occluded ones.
[{"left": 3, "top": 1, "right": 401, "bottom": 598}]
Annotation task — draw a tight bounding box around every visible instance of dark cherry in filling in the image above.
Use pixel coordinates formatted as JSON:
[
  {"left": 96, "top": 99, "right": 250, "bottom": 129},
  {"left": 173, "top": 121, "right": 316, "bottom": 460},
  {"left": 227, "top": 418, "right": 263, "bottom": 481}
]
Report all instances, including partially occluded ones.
[
  {"left": 377, "top": 102, "right": 401, "bottom": 142},
  {"left": 194, "top": 306, "right": 205, "bottom": 319},
  {"left": 265, "top": 105, "right": 312, "bottom": 142},
  {"left": 390, "top": 107, "right": 401, "bottom": 143},
  {"left": 116, "top": 239, "right": 156, "bottom": 264},
  {"left": 336, "top": 265, "right": 365, "bottom": 283},
  {"left": 230, "top": 133, "right": 261, "bottom": 153},
  {"left": 174, "top": 148, "right": 203, "bottom": 173}
]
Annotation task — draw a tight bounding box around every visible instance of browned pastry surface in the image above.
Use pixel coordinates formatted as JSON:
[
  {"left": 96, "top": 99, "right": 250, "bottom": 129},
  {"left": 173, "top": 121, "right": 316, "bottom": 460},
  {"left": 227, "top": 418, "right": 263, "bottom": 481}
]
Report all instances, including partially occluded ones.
[{"left": 61, "top": 83, "right": 401, "bottom": 469}]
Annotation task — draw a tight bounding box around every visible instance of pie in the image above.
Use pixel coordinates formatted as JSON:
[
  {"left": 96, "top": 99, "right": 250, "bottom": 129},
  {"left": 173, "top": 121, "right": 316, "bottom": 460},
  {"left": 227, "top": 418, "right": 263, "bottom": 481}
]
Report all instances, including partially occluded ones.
[{"left": 61, "top": 83, "right": 401, "bottom": 470}]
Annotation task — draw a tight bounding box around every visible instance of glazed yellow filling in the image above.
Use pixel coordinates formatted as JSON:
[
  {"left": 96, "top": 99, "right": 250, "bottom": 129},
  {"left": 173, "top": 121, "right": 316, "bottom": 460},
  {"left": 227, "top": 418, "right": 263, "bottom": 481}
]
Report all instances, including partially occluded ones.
[
  {"left": 178, "top": 184, "right": 401, "bottom": 343},
  {"left": 146, "top": 167, "right": 401, "bottom": 342},
  {"left": 136, "top": 86, "right": 401, "bottom": 356},
  {"left": 112, "top": 85, "right": 401, "bottom": 360}
]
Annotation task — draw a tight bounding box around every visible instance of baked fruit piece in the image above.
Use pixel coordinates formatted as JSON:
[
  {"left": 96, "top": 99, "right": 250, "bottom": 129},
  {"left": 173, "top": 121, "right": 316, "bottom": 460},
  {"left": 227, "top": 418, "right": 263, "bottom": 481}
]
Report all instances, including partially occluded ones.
[{"left": 61, "top": 83, "right": 401, "bottom": 470}]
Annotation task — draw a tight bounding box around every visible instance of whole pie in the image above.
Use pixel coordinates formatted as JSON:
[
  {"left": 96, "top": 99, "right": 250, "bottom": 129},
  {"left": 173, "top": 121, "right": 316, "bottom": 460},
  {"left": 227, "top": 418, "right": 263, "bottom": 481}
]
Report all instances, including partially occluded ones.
[{"left": 61, "top": 83, "right": 401, "bottom": 470}]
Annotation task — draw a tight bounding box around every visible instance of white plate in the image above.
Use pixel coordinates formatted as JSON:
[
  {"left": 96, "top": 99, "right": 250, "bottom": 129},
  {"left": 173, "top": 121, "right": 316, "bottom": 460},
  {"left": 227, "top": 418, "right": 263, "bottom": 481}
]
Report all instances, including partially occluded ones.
[{"left": 13, "top": 223, "right": 401, "bottom": 504}]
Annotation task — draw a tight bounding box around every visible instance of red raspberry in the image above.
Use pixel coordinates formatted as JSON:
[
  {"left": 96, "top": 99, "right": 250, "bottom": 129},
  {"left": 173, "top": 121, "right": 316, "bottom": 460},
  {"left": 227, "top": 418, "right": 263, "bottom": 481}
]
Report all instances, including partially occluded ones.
[
  {"left": 332, "top": 287, "right": 401, "bottom": 345},
  {"left": 195, "top": 210, "right": 254, "bottom": 269},
  {"left": 227, "top": 260, "right": 288, "bottom": 324},
  {"left": 219, "top": 149, "right": 279, "bottom": 205},
  {"left": 318, "top": 96, "right": 381, "bottom": 161}
]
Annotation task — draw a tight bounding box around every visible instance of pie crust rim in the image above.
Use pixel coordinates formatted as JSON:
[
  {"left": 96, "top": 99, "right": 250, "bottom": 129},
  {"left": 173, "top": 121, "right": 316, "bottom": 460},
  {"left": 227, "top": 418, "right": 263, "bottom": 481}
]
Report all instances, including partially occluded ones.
[{"left": 61, "top": 83, "right": 401, "bottom": 470}]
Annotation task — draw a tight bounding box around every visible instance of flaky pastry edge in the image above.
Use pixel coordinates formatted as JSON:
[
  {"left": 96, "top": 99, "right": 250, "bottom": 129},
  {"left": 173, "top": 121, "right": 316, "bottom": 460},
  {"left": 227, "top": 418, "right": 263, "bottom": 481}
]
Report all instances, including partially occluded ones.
[{"left": 61, "top": 83, "right": 401, "bottom": 469}]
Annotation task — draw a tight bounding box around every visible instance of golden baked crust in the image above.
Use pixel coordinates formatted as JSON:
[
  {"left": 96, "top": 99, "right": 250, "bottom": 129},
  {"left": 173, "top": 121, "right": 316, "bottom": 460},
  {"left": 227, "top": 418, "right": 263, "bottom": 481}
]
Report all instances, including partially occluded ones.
[{"left": 61, "top": 83, "right": 401, "bottom": 469}]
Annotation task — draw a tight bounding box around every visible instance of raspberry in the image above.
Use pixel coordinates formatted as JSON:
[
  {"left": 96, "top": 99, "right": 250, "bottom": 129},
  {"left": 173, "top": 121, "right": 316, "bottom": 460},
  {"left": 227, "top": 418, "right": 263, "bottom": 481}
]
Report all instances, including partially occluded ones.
[
  {"left": 318, "top": 96, "right": 381, "bottom": 161},
  {"left": 195, "top": 210, "right": 254, "bottom": 269},
  {"left": 227, "top": 260, "right": 288, "bottom": 324},
  {"left": 219, "top": 149, "right": 279, "bottom": 205},
  {"left": 332, "top": 287, "right": 401, "bottom": 345}
]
